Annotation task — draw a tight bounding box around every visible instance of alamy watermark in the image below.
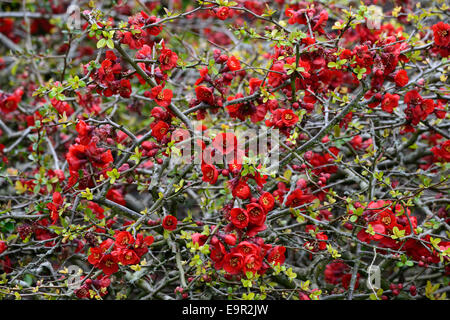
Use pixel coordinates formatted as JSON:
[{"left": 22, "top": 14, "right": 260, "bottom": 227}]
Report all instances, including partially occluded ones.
[
  {"left": 66, "top": 265, "right": 83, "bottom": 290},
  {"left": 366, "top": 5, "right": 382, "bottom": 30},
  {"left": 66, "top": 4, "right": 81, "bottom": 31}
]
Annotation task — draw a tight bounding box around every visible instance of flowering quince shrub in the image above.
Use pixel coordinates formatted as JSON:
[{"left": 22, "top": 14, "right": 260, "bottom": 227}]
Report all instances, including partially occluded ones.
[{"left": 0, "top": 0, "right": 449, "bottom": 301}]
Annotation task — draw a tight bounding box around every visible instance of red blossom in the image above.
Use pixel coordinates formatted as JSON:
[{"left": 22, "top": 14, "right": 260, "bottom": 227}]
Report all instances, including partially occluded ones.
[
  {"left": 381, "top": 93, "right": 399, "bottom": 113},
  {"left": 162, "top": 215, "right": 178, "bottom": 231},
  {"left": 432, "top": 22, "right": 450, "bottom": 47},
  {"left": 195, "top": 85, "right": 215, "bottom": 105},
  {"left": 267, "top": 246, "right": 286, "bottom": 266},
  {"left": 151, "top": 120, "right": 170, "bottom": 141},
  {"left": 259, "top": 192, "right": 275, "bottom": 212},
  {"left": 227, "top": 56, "right": 241, "bottom": 71},
  {"left": 98, "top": 254, "right": 119, "bottom": 275},
  {"left": 231, "top": 179, "right": 251, "bottom": 200},
  {"left": 216, "top": 7, "right": 230, "bottom": 20},
  {"left": 394, "top": 69, "right": 409, "bottom": 87},
  {"left": 229, "top": 208, "right": 249, "bottom": 229},
  {"left": 223, "top": 252, "right": 244, "bottom": 275},
  {"left": 159, "top": 42, "right": 178, "bottom": 72},
  {"left": 201, "top": 163, "right": 219, "bottom": 184},
  {"left": 0, "top": 241, "right": 7, "bottom": 254},
  {"left": 246, "top": 203, "right": 266, "bottom": 227},
  {"left": 0, "top": 88, "right": 23, "bottom": 114},
  {"left": 431, "top": 140, "right": 450, "bottom": 162},
  {"left": 150, "top": 85, "right": 173, "bottom": 108}
]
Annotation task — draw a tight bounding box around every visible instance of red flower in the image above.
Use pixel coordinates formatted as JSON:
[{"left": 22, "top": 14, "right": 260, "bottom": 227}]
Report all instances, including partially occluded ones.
[
  {"left": 285, "top": 8, "right": 307, "bottom": 25},
  {"left": 285, "top": 189, "right": 314, "bottom": 208},
  {"left": 195, "top": 85, "right": 215, "bottom": 105},
  {"left": 249, "top": 77, "right": 263, "bottom": 93},
  {"left": 210, "top": 242, "right": 226, "bottom": 269},
  {"left": 229, "top": 208, "right": 249, "bottom": 229},
  {"left": 281, "top": 109, "right": 299, "bottom": 127},
  {"left": 226, "top": 93, "right": 266, "bottom": 122},
  {"left": 404, "top": 90, "right": 435, "bottom": 125},
  {"left": 0, "top": 88, "right": 23, "bottom": 114},
  {"left": 51, "top": 99, "right": 74, "bottom": 116},
  {"left": 267, "top": 246, "right": 286, "bottom": 266},
  {"left": 295, "top": 59, "right": 311, "bottom": 78},
  {"left": 404, "top": 90, "right": 423, "bottom": 107},
  {"left": 324, "top": 260, "right": 349, "bottom": 285},
  {"left": 316, "top": 232, "right": 328, "bottom": 250},
  {"left": 76, "top": 120, "right": 93, "bottom": 145},
  {"left": 259, "top": 192, "right": 275, "bottom": 212},
  {"left": 162, "top": 215, "right": 178, "bottom": 231},
  {"left": 115, "top": 231, "right": 135, "bottom": 248},
  {"left": 299, "top": 292, "right": 310, "bottom": 300},
  {"left": 431, "top": 140, "right": 450, "bottom": 162},
  {"left": 394, "top": 70, "right": 408, "bottom": 87},
  {"left": 246, "top": 203, "right": 266, "bottom": 226},
  {"left": 106, "top": 189, "right": 126, "bottom": 206},
  {"left": 99, "top": 254, "right": 118, "bottom": 275},
  {"left": 381, "top": 93, "right": 399, "bottom": 113},
  {"left": 243, "top": 254, "right": 262, "bottom": 274},
  {"left": 369, "top": 223, "right": 386, "bottom": 240},
  {"left": 192, "top": 233, "right": 208, "bottom": 246},
  {"left": 195, "top": 67, "right": 210, "bottom": 85},
  {"left": 98, "top": 55, "right": 121, "bottom": 83},
  {"left": 159, "top": 42, "right": 178, "bottom": 72},
  {"left": 0, "top": 241, "right": 7, "bottom": 254},
  {"left": 235, "top": 241, "right": 259, "bottom": 256},
  {"left": 119, "top": 26, "right": 147, "bottom": 50},
  {"left": 313, "top": 10, "right": 328, "bottom": 34},
  {"left": 117, "top": 79, "right": 132, "bottom": 98},
  {"left": 324, "top": 260, "right": 360, "bottom": 289},
  {"left": 150, "top": 85, "right": 173, "bottom": 108},
  {"left": 201, "top": 163, "right": 219, "bottom": 184},
  {"left": 117, "top": 249, "right": 140, "bottom": 265},
  {"left": 151, "top": 120, "right": 170, "bottom": 141},
  {"left": 232, "top": 180, "right": 251, "bottom": 199},
  {"left": 136, "top": 44, "right": 152, "bottom": 60},
  {"left": 432, "top": 22, "right": 450, "bottom": 47},
  {"left": 144, "top": 235, "right": 154, "bottom": 246},
  {"left": 268, "top": 62, "right": 286, "bottom": 87},
  {"left": 223, "top": 252, "right": 244, "bottom": 274},
  {"left": 66, "top": 143, "right": 113, "bottom": 171},
  {"left": 88, "top": 247, "right": 103, "bottom": 265},
  {"left": 224, "top": 234, "right": 236, "bottom": 246},
  {"left": 100, "top": 238, "right": 114, "bottom": 252},
  {"left": 46, "top": 192, "right": 64, "bottom": 225},
  {"left": 227, "top": 56, "right": 241, "bottom": 71},
  {"left": 216, "top": 7, "right": 230, "bottom": 20}
]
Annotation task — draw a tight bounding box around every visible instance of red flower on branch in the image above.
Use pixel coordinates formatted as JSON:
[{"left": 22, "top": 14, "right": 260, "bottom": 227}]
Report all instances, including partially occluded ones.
[
  {"left": 159, "top": 42, "right": 178, "bottom": 72},
  {"left": 195, "top": 85, "right": 215, "bottom": 105},
  {"left": 201, "top": 163, "right": 219, "bottom": 184},
  {"left": 229, "top": 208, "right": 249, "bottom": 229},
  {"left": 216, "top": 7, "right": 230, "bottom": 20},
  {"left": 150, "top": 85, "right": 173, "bottom": 108},
  {"left": 431, "top": 140, "right": 450, "bottom": 162},
  {"left": 162, "top": 215, "right": 178, "bottom": 231}
]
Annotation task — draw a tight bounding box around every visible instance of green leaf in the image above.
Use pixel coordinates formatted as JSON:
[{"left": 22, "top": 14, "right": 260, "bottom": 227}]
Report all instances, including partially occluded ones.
[
  {"left": 106, "top": 39, "right": 114, "bottom": 49},
  {"left": 97, "top": 38, "right": 106, "bottom": 49},
  {"left": 106, "top": 168, "right": 120, "bottom": 184}
]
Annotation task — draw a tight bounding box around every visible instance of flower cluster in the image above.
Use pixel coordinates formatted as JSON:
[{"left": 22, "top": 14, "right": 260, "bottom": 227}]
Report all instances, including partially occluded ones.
[
  {"left": 355, "top": 200, "right": 450, "bottom": 264},
  {"left": 88, "top": 231, "right": 154, "bottom": 275}
]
